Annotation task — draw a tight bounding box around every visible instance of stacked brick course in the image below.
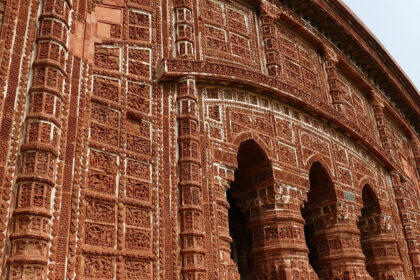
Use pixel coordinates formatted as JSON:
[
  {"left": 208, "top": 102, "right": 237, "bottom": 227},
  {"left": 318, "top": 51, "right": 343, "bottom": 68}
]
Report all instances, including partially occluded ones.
[{"left": 0, "top": 0, "right": 419, "bottom": 279}]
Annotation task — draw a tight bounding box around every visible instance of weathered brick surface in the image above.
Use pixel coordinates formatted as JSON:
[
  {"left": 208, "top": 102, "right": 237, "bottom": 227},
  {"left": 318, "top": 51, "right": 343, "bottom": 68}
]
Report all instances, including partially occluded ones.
[{"left": 0, "top": 0, "right": 419, "bottom": 279}]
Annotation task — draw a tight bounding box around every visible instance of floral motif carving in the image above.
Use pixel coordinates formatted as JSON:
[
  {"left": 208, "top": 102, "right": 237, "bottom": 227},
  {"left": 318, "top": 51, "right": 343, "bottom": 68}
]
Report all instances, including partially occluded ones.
[
  {"left": 126, "top": 207, "right": 151, "bottom": 228},
  {"left": 127, "top": 81, "right": 151, "bottom": 113},
  {"left": 92, "top": 76, "right": 120, "bottom": 103},
  {"left": 199, "top": 0, "right": 258, "bottom": 67},
  {"left": 128, "top": 48, "right": 151, "bottom": 78},
  {"left": 126, "top": 178, "right": 151, "bottom": 202},
  {"left": 86, "top": 199, "right": 115, "bottom": 223},
  {"left": 90, "top": 102, "right": 120, "bottom": 146}
]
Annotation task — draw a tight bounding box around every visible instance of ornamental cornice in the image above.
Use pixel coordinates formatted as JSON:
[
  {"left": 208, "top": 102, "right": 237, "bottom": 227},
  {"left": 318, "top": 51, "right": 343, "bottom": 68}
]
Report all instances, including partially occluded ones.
[
  {"left": 158, "top": 59, "right": 401, "bottom": 174},
  {"left": 276, "top": 0, "right": 420, "bottom": 133}
]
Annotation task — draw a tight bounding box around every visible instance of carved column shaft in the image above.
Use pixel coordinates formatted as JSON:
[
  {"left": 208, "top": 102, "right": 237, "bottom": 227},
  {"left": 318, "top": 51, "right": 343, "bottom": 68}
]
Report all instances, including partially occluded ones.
[
  {"left": 6, "top": 0, "right": 70, "bottom": 279},
  {"left": 391, "top": 172, "right": 420, "bottom": 278},
  {"left": 359, "top": 213, "right": 405, "bottom": 279},
  {"left": 213, "top": 171, "right": 240, "bottom": 280},
  {"left": 242, "top": 184, "right": 318, "bottom": 280},
  {"left": 177, "top": 76, "right": 206, "bottom": 280},
  {"left": 371, "top": 97, "right": 394, "bottom": 155},
  {"left": 304, "top": 201, "right": 373, "bottom": 280}
]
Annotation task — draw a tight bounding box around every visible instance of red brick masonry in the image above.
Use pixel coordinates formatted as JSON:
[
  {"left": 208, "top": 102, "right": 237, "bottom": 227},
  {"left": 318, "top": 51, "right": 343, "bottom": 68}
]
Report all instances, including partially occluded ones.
[{"left": 0, "top": 0, "right": 419, "bottom": 279}]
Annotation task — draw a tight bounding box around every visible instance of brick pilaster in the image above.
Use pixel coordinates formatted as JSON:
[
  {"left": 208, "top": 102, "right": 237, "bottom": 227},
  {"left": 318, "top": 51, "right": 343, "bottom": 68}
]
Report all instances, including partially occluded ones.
[
  {"left": 177, "top": 76, "right": 207, "bottom": 280},
  {"left": 174, "top": 0, "right": 195, "bottom": 58},
  {"left": 323, "top": 48, "right": 345, "bottom": 112},
  {"left": 5, "top": 0, "right": 70, "bottom": 279},
  {"left": 261, "top": 14, "right": 281, "bottom": 76}
]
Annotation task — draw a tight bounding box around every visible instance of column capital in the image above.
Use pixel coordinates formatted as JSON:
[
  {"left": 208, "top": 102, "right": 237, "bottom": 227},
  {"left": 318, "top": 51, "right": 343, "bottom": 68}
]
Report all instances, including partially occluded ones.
[
  {"left": 177, "top": 75, "right": 197, "bottom": 82},
  {"left": 370, "top": 90, "right": 385, "bottom": 108},
  {"left": 259, "top": 1, "right": 281, "bottom": 21},
  {"left": 322, "top": 45, "right": 339, "bottom": 64}
]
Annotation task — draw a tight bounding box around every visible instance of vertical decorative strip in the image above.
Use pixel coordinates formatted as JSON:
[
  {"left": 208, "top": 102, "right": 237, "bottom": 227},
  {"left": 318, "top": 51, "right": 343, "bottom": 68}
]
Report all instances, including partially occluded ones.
[
  {"left": 323, "top": 47, "right": 345, "bottom": 112},
  {"left": 0, "top": 0, "right": 40, "bottom": 274},
  {"left": 174, "top": 0, "right": 195, "bottom": 58},
  {"left": 177, "top": 76, "right": 207, "bottom": 279},
  {"left": 52, "top": 55, "right": 81, "bottom": 280},
  {"left": 410, "top": 136, "right": 420, "bottom": 178},
  {"left": 5, "top": 0, "right": 70, "bottom": 279},
  {"left": 170, "top": 85, "right": 179, "bottom": 280},
  {"left": 260, "top": 14, "right": 280, "bottom": 76}
]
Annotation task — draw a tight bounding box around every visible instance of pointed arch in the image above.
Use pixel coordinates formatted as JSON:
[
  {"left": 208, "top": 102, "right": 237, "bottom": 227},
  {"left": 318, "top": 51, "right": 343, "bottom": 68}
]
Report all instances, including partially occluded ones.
[
  {"left": 307, "top": 161, "right": 337, "bottom": 204},
  {"left": 231, "top": 138, "right": 274, "bottom": 195},
  {"left": 361, "top": 184, "right": 381, "bottom": 216},
  {"left": 304, "top": 153, "right": 336, "bottom": 181},
  {"left": 227, "top": 137, "right": 275, "bottom": 278},
  {"left": 231, "top": 130, "right": 274, "bottom": 164},
  {"left": 358, "top": 176, "right": 377, "bottom": 192},
  {"left": 301, "top": 160, "right": 338, "bottom": 276}
]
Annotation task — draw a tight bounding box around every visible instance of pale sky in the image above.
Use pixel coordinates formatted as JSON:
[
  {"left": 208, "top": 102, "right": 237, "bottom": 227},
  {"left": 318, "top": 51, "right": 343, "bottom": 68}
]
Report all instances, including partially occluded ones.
[{"left": 341, "top": 0, "right": 420, "bottom": 91}]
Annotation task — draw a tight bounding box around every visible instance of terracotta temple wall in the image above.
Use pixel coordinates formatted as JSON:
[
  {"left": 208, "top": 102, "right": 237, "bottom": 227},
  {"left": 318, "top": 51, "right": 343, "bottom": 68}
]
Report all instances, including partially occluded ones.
[{"left": 0, "top": 0, "right": 419, "bottom": 279}]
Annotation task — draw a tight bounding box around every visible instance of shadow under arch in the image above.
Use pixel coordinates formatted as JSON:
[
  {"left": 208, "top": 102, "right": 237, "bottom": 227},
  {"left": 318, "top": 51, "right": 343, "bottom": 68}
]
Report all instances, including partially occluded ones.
[
  {"left": 231, "top": 130, "right": 275, "bottom": 164},
  {"left": 307, "top": 161, "right": 337, "bottom": 204},
  {"left": 231, "top": 139, "right": 274, "bottom": 194},
  {"left": 301, "top": 165, "right": 377, "bottom": 279},
  {"left": 228, "top": 138, "right": 274, "bottom": 279},
  {"left": 301, "top": 161, "right": 337, "bottom": 277},
  {"left": 357, "top": 183, "right": 405, "bottom": 279},
  {"left": 358, "top": 184, "right": 382, "bottom": 278},
  {"left": 361, "top": 184, "right": 381, "bottom": 217},
  {"left": 304, "top": 153, "right": 336, "bottom": 182}
]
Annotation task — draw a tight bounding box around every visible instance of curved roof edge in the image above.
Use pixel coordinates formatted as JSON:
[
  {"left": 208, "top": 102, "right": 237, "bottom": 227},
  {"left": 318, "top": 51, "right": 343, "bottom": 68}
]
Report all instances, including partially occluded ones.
[
  {"left": 336, "top": 0, "right": 419, "bottom": 93},
  {"left": 281, "top": 0, "right": 420, "bottom": 134}
]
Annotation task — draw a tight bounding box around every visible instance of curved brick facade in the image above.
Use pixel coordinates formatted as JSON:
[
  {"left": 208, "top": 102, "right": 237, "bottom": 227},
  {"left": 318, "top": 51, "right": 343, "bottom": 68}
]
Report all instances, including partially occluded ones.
[{"left": 0, "top": 0, "right": 419, "bottom": 279}]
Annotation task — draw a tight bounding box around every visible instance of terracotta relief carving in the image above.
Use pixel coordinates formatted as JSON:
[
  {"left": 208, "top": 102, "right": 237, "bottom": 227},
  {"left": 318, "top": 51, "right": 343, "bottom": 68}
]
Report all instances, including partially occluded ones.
[{"left": 0, "top": 0, "right": 418, "bottom": 280}]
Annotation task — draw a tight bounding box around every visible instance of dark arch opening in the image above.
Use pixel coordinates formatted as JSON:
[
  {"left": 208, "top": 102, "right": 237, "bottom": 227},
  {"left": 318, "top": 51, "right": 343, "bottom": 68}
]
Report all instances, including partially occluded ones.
[
  {"left": 361, "top": 185, "right": 381, "bottom": 217},
  {"left": 301, "top": 162, "right": 336, "bottom": 274},
  {"left": 228, "top": 139, "right": 273, "bottom": 279},
  {"left": 358, "top": 184, "right": 381, "bottom": 278},
  {"left": 306, "top": 162, "right": 336, "bottom": 204}
]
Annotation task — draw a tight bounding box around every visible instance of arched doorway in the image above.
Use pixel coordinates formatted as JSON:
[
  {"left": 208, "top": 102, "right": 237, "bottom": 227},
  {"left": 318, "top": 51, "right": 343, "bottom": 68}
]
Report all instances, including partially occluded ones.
[
  {"left": 301, "top": 162, "right": 372, "bottom": 279},
  {"left": 302, "top": 162, "right": 336, "bottom": 275},
  {"left": 228, "top": 140, "right": 319, "bottom": 279},
  {"left": 358, "top": 184, "right": 405, "bottom": 279},
  {"left": 228, "top": 139, "right": 274, "bottom": 279},
  {"left": 359, "top": 185, "right": 381, "bottom": 278}
]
